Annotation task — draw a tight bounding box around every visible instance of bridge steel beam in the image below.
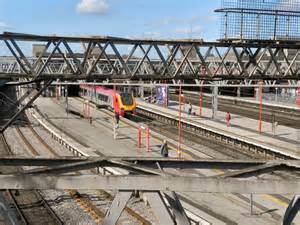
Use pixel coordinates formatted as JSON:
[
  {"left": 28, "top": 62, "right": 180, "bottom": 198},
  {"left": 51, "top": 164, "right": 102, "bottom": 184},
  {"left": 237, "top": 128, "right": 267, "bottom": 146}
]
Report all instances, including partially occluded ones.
[
  {"left": 1, "top": 157, "right": 300, "bottom": 171},
  {"left": 102, "top": 191, "right": 133, "bottom": 225},
  {"left": 0, "top": 32, "right": 300, "bottom": 81},
  {"left": 0, "top": 174, "right": 300, "bottom": 194},
  {"left": 0, "top": 79, "right": 53, "bottom": 133},
  {"left": 144, "top": 192, "right": 176, "bottom": 225}
]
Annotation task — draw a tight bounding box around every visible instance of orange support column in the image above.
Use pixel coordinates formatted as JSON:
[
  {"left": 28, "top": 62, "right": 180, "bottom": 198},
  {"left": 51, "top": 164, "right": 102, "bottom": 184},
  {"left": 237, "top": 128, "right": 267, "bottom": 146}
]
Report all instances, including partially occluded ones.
[
  {"left": 258, "top": 82, "right": 263, "bottom": 133},
  {"left": 177, "top": 83, "right": 182, "bottom": 158},
  {"left": 146, "top": 127, "right": 150, "bottom": 152},
  {"left": 296, "top": 88, "right": 300, "bottom": 106},
  {"left": 182, "top": 94, "right": 185, "bottom": 111},
  {"left": 199, "top": 84, "right": 203, "bottom": 117}
]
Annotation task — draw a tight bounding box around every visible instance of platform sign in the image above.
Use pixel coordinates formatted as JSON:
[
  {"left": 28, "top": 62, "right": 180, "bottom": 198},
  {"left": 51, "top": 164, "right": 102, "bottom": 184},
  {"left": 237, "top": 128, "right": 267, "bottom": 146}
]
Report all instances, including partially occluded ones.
[{"left": 156, "top": 86, "right": 169, "bottom": 106}]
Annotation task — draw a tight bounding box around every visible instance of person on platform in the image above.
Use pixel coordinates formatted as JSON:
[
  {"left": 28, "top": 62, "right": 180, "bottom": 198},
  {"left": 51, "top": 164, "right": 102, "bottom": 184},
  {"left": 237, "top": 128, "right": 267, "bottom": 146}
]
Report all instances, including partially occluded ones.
[
  {"left": 188, "top": 102, "right": 193, "bottom": 115},
  {"left": 160, "top": 140, "right": 169, "bottom": 157},
  {"left": 226, "top": 112, "right": 231, "bottom": 127},
  {"left": 115, "top": 111, "right": 120, "bottom": 128}
]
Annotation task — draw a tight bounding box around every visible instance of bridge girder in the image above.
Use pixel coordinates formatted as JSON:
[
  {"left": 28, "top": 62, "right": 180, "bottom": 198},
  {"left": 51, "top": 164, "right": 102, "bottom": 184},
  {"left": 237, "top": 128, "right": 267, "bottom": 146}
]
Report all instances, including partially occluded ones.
[{"left": 0, "top": 32, "right": 300, "bottom": 81}]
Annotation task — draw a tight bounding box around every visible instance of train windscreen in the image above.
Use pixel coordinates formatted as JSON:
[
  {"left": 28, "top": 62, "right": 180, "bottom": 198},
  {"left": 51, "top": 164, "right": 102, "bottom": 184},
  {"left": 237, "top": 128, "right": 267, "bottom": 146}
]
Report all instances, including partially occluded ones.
[{"left": 120, "top": 93, "right": 133, "bottom": 105}]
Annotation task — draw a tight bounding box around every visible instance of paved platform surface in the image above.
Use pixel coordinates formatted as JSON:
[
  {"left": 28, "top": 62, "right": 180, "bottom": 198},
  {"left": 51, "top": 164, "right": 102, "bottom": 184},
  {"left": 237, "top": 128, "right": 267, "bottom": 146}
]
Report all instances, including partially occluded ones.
[
  {"left": 246, "top": 97, "right": 300, "bottom": 109},
  {"left": 35, "top": 98, "right": 168, "bottom": 158},
  {"left": 184, "top": 91, "right": 300, "bottom": 110},
  {"left": 138, "top": 99, "right": 300, "bottom": 159},
  {"left": 33, "top": 97, "right": 298, "bottom": 225}
]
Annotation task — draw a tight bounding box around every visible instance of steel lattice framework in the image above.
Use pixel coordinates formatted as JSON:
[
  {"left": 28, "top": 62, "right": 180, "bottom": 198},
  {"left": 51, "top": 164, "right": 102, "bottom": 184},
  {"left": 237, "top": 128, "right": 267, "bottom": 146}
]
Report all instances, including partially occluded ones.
[
  {"left": 0, "top": 157, "right": 300, "bottom": 225},
  {"left": 0, "top": 32, "right": 300, "bottom": 81},
  {"left": 216, "top": 0, "right": 300, "bottom": 41}
]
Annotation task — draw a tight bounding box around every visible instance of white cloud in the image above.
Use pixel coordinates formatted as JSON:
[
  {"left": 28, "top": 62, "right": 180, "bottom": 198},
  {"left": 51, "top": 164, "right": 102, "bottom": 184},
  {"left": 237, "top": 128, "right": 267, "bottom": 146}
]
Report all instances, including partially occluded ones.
[
  {"left": 202, "top": 15, "right": 218, "bottom": 22},
  {"left": 174, "top": 25, "right": 202, "bottom": 35},
  {"left": 0, "top": 22, "right": 9, "bottom": 29},
  {"left": 143, "top": 31, "right": 161, "bottom": 38},
  {"left": 76, "top": 0, "right": 109, "bottom": 15},
  {"left": 126, "top": 31, "right": 162, "bottom": 40},
  {"left": 152, "top": 16, "right": 199, "bottom": 28}
]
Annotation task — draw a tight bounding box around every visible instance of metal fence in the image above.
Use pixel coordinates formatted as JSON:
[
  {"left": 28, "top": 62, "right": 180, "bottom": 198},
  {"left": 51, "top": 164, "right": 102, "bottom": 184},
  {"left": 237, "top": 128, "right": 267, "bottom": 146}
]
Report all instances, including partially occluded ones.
[
  {"left": 216, "top": 0, "right": 300, "bottom": 41},
  {"left": 263, "top": 88, "right": 298, "bottom": 105}
]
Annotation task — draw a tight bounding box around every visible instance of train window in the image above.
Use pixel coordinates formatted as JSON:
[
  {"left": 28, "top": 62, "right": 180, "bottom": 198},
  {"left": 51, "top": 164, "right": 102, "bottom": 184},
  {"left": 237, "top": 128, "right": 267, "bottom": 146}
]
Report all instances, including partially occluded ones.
[
  {"left": 120, "top": 93, "right": 133, "bottom": 105},
  {"left": 97, "top": 93, "right": 108, "bottom": 103}
]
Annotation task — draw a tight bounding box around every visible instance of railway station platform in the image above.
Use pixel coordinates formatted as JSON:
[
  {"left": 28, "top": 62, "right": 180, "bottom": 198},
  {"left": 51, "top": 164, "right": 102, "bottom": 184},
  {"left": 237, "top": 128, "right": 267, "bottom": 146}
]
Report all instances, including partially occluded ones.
[
  {"left": 33, "top": 97, "right": 178, "bottom": 158},
  {"left": 137, "top": 99, "right": 300, "bottom": 159},
  {"left": 183, "top": 91, "right": 300, "bottom": 110},
  {"left": 246, "top": 97, "right": 300, "bottom": 109},
  {"left": 31, "top": 97, "right": 299, "bottom": 225}
]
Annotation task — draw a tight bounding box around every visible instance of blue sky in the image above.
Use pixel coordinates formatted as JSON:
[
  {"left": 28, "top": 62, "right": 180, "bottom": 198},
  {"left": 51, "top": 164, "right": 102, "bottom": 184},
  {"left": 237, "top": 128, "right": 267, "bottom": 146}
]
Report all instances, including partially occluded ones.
[{"left": 0, "top": 0, "right": 221, "bottom": 40}]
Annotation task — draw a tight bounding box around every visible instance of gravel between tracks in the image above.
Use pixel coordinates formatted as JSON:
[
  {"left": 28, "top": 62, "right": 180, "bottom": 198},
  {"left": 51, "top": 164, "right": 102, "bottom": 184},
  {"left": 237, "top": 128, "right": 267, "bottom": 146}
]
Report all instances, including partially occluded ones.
[
  {"left": 40, "top": 190, "right": 97, "bottom": 225},
  {"left": 26, "top": 109, "right": 158, "bottom": 225},
  {"left": 3, "top": 122, "right": 99, "bottom": 224}
]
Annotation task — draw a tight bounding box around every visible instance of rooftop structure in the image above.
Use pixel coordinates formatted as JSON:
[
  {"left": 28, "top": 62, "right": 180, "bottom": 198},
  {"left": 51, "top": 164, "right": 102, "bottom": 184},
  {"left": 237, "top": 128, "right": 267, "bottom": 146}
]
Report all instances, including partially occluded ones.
[{"left": 216, "top": 0, "right": 300, "bottom": 41}]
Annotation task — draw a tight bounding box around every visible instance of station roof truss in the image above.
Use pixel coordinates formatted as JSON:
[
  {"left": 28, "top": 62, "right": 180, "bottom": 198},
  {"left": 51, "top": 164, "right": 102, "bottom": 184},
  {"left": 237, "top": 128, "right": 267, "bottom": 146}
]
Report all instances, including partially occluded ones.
[{"left": 0, "top": 32, "right": 300, "bottom": 83}]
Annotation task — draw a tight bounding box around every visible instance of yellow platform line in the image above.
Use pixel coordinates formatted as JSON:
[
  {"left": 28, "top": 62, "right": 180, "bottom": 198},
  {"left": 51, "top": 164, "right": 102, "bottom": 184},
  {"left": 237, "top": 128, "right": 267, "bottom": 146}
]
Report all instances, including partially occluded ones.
[{"left": 262, "top": 194, "right": 289, "bottom": 208}]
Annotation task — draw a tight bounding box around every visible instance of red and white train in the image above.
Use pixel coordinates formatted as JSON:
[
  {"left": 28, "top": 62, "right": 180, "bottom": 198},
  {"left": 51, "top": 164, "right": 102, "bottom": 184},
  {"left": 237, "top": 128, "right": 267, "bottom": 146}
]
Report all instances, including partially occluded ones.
[{"left": 79, "top": 85, "right": 136, "bottom": 117}]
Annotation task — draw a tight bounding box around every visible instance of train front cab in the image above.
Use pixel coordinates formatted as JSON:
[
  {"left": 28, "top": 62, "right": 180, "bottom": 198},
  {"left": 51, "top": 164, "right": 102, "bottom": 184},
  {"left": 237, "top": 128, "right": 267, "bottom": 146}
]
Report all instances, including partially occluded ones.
[{"left": 115, "top": 92, "right": 136, "bottom": 117}]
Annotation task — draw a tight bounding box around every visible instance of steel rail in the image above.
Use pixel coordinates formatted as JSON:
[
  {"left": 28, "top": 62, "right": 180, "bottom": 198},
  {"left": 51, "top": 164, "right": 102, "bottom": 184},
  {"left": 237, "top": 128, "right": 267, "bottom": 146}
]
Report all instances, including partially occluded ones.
[
  {"left": 6, "top": 190, "right": 29, "bottom": 225},
  {"left": 32, "top": 98, "right": 300, "bottom": 225},
  {"left": 1, "top": 133, "right": 64, "bottom": 225},
  {"left": 135, "top": 106, "right": 298, "bottom": 160},
  {"left": 27, "top": 106, "right": 153, "bottom": 225},
  {"left": 169, "top": 92, "right": 300, "bottom": 129}
]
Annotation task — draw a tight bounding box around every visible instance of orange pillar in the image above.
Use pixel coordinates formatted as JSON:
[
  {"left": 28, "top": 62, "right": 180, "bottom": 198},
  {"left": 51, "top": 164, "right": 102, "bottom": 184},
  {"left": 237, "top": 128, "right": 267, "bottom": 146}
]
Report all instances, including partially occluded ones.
[
  {"left": 258, "top": 82, "right": 263, "bottom": 133},
  {"left": 296, "top": 88, "right": 300, "bottom": 106},
  {"left": 199, "top": 85, "right": 203, "bottom": 117},
  {"left": 146, "top": 127, "right": 150, "bottom": 152},
  {"left": 178, "top": 83, "right": 182, "bottom": 158}
]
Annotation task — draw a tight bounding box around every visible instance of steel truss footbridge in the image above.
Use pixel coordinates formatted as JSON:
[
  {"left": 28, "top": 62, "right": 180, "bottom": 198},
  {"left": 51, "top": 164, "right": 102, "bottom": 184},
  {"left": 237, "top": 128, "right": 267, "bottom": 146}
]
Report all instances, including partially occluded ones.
[
  {"left": 1, "top": 32, "right": 300, "bottom": 132},
  {"left": 0, "top": 32, "right": 300, "bottom": 82}
]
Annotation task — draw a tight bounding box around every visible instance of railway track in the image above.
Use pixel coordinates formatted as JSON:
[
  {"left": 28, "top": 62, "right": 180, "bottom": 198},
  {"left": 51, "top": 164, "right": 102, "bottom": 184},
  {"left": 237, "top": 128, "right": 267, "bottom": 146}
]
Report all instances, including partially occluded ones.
[
  {"left": 170, "top": 91, "right": 300, "bottom": 129},
  {"left": 67, "top": 97, "right": 286, "bottom": 224},
  {"left": 6, "top": 189, "right": 63, "bottom": 225},
  {"left": 0, "top": 132, "right": 63, "bottom": 225},
  {"left": 135, "top": 105, "right": 297, "bottom": 160},
  {"left": 132, "top": 109, "right": 292, "bottom": 223},
  {"left": 25, "top": 109, "right": 154, "bottom": 225},
  {"left": 26, "top": 96, "right": 299, "bottom": 224},
  {"left": 129, "top": 106, "right": 292, "bottom": 220}
]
